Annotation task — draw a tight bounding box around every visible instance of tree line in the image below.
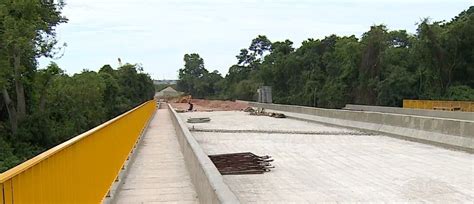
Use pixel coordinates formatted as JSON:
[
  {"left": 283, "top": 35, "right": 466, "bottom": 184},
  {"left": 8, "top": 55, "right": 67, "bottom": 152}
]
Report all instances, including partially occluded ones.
[
  {"left": 178, "top": 6, "right": 473, "bottom": 107},
  {"left": 0, "top": 1, "right": 154, "bottom": 172}
]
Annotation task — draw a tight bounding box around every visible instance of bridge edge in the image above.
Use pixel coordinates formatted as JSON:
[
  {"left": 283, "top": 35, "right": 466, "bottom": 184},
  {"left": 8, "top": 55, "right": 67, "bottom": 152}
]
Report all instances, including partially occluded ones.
[{"left": 167, "top": 103, "right": 240, "bottom": 204}]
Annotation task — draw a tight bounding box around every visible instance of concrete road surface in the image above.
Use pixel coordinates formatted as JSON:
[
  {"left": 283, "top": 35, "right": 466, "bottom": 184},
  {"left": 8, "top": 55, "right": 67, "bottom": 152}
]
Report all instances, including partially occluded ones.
[
  {"left": 180, "top": 111, "right": 474, "bottom": 203},
  {"left": 115, "top": 108, "right": 199, "bottom": 203}
]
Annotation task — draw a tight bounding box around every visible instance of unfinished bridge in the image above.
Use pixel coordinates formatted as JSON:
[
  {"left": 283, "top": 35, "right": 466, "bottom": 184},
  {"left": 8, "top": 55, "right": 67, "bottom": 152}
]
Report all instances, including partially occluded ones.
[{"left": 0, "top": 100, "right": 473, "bottom": 203}]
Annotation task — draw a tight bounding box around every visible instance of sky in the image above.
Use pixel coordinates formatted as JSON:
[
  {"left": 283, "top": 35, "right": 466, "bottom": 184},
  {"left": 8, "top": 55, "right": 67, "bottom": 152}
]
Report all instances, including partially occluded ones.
[{"left": 38, "top": 0, "right": 472, "bottom": 79}]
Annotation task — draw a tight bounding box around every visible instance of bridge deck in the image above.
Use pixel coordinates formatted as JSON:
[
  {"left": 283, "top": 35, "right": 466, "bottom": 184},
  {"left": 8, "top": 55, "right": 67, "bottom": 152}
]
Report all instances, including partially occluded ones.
[
  {"left": 180, "top": 111, "right": 474, "bottom": 203},
  {"left": 115, "top": 107, "right": 199, "bottom": 203}
]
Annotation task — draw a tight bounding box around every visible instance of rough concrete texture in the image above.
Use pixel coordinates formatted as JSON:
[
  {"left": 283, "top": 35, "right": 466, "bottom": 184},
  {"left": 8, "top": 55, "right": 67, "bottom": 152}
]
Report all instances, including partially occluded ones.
[
  {"left": 180, "top": 111, "right": 474, "bottom": 203},
  {"left": 180, "top": 111, "right": 357, "bottom": 133},
  {"left": 344, "top": 104, "right": 474, "bottom": 121},
  {"left": 168, "top": 105, "right": 240, "bottom": 204},
  {"left": 249, "top": 102, "right": 474, "bottom": 151},
  {"left": 274, "top": 109, "right": 473, "bottom": 152},
  {"left": 114, "top": 108, "right": 199, "bottom": 203}
]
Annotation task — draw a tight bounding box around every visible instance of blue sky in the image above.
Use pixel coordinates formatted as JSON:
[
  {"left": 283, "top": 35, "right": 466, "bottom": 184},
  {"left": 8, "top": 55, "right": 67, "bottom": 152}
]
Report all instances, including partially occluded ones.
[{"left": 39, "top": 0, "right": 472, "bottom": 79}]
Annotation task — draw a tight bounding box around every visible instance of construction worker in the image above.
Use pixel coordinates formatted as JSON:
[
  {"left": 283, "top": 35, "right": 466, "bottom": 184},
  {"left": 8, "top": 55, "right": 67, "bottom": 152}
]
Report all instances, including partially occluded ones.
[{"left": 188, "top": 101, "right": 194, "bottom": 112}]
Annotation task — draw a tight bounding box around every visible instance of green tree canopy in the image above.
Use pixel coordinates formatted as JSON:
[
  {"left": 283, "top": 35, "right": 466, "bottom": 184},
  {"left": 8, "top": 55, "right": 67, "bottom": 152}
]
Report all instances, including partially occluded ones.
[{"left": 183, "top": 6, "right": 473, "bottom": 107}]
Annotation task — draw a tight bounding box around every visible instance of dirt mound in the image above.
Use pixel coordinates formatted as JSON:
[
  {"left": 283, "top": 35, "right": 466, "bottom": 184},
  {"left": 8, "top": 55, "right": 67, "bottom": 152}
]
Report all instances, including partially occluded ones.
[{"left": 170, "top": 99, "right": 249, "bottom": 111}]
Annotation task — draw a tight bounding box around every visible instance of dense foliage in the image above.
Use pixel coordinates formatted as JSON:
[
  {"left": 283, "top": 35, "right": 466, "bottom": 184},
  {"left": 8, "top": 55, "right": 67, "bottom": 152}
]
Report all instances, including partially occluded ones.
[
  {"left": 178, "top": 7, "right": 474, "bottom": 107},
  {"left": 177, "top": 53, "right": 224, "bottom": 99},
  {"left": 0, "top": 1, "right": 154, "bottom": 172}
]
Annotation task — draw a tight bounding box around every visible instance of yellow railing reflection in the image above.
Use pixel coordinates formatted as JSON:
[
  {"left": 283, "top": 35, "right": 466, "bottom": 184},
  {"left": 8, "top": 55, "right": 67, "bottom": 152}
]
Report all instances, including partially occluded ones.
[{"left": 0, "top": 100, "right": 156, "bottom": 204}]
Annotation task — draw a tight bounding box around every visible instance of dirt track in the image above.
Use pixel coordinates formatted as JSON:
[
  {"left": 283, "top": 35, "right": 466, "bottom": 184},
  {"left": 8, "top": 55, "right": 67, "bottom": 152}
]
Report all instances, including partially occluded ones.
[{"left": 170, "top": 99, "right": 249, "bottom": 111}]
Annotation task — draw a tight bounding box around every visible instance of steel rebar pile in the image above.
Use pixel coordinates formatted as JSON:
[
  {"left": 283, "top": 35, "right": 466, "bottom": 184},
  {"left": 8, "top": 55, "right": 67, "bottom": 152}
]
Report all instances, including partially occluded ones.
[{"left": 209, "top": 152, "right": 274, "bottom": 175}]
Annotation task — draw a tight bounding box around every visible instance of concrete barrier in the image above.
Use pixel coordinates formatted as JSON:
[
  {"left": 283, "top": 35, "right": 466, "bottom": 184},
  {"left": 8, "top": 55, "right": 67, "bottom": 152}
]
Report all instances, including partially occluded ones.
[
  {"left": 249, "top": 102, "right": 473, "bottom": 152},
  {"left": 344, "top": 104, "right": 474, "bottom": 121},
  {"left": 167, "top": 104, "right": 240, "bottom": 204}
]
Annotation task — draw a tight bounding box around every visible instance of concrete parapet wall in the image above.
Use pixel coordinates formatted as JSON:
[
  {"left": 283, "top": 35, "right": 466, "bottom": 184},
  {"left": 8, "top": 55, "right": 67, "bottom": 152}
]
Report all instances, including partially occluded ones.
[
  {"left": 344, "top": 104, "right": 474, "bottom": 121},
  {"left": 167, "top": 104, "right": 240, "bottom": 204},
  {"left": 249, "top": 102, "right": 473, "bottom": 152}
]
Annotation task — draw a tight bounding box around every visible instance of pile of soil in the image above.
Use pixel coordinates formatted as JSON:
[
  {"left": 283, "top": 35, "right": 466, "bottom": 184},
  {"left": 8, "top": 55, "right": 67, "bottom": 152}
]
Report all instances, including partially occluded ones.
[{"left": 170, "top": 99, "right": 249, "bottom": 111}]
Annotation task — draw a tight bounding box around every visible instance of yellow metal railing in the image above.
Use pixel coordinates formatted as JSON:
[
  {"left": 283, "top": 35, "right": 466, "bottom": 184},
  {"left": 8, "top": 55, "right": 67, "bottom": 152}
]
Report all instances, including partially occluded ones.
[
  {"left": 0, "top": 100, "right": 156, "bottom": 204},
  {"left": 403, "top": 99, "right": 474, "bottom": 112}
]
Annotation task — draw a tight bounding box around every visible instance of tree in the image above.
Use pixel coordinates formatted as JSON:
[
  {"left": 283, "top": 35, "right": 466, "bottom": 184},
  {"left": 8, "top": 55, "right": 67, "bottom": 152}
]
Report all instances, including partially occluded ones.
[
  {"left": 219, "top": 6, "right": 473, "bottom": 107},
  {"left": 236, "top": 35, "right": 272, "bottom": 67},
  {"left": 318, "top": 36, "right": 361, "bottom": 108},
  {"left": 1, "top": 62, "right": 155, "bottom": 172},
  {"left": 0, "top": 1, "right": 159, "bottom": 172},
  {"left": 178, "top": 53, "right": 207, "bottom": 96},
  {"left": 0, "top": 136, "right": 19, "bottom": 172},
  {"left": 375, "top": 30, "right": 417, "bottom": 106},
  {"left": 0, "top": 0, "right": 67, "bottom": 134},
  {"left": 116, "top": 64, "right": 155, "bottom": 109},
  {"left": 410, "top": 7, "right": 474, "bottom": 100},
  {"left": 35, "top": 62, "right": 63, "bottom": 112},
  {"left": 356, "top": 25, "right": 389, "bottom": 105},
  {"left": 202, "top": 70, "right": 224, "bottom": 96},
  {"left": 177, "top": 53, "right": 224, "bottom": 98}
]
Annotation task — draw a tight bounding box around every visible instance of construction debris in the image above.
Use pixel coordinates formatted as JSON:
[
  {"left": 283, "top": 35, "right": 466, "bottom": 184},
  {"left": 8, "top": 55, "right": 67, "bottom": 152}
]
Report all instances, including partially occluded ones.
[
  {"left": 269, "top": 112, "right": 286, "bottom": 118},
  {"left": 175, "top": 109, "right": 186, "bottom": 113},
  {"left": 248, "top": 108, "right": 286, "bottom": 118},
  {"left": 243, "top": 107, "right": 255, "bottom": 112},
  {"left": 248, "top": 107, "right": 265, "bottom": 115},
  {"left": 209, "top": 152, "right": 274, "bottom": 175},
  {"left": 187, "top": 117, "right": 211, "bottom": 123}
]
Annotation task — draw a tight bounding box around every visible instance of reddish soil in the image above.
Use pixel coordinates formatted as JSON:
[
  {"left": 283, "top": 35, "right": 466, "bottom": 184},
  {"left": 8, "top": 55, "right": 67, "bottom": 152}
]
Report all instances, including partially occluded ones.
[{"left": 170, "top": 99, "right": 249, "bottom": 112}]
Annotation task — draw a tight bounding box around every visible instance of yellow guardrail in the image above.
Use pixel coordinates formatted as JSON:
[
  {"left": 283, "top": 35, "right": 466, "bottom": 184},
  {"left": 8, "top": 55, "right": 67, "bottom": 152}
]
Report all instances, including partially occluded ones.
[
  {"left": 403, "top": 99, "right": 474, "bottom": 112},
  {"left": 0, "top": 100, "right": 156, "bottom": 204}
]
